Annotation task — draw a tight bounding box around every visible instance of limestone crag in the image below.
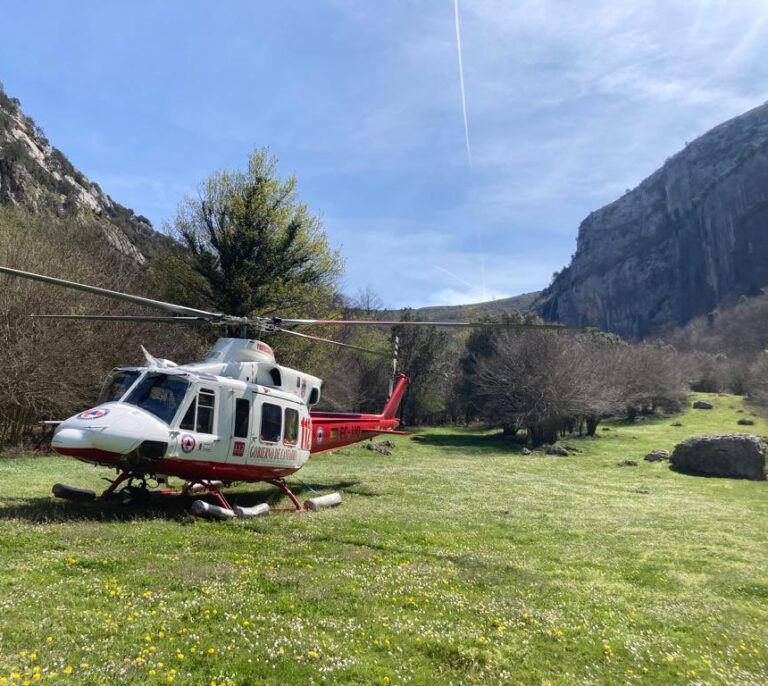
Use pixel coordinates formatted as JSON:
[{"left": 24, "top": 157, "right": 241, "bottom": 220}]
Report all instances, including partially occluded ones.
[
  {"left": 538, "top": 102, "right": 768, "bottom": 338},
  {"left": 0, "top": 85, "right": 172, "bottom": 263}
]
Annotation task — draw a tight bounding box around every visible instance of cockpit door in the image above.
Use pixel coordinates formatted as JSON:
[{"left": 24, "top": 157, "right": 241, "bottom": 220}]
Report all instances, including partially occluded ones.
[{"left": 173, "top": 386, "right": 222, "bottom": 461}]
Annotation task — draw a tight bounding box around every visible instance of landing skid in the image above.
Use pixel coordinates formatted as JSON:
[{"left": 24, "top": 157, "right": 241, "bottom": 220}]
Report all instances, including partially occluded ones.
[
  {"left": 53, "top": 471, "right": 310, "bottom": 516},
  {"left": 183, "top": 478, "right": 306, "bottom": 514}
]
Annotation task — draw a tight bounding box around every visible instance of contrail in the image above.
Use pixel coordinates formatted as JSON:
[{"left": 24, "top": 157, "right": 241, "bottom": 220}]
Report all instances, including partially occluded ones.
[
  {"left": 435, "top": 265, "right": 475, "bottom": 289},
  {"left": 453, "top": 0, "right": 486, "bottom": 299},
  {"left": 453, "top": 0, "right": 473, "bottom": 172}
]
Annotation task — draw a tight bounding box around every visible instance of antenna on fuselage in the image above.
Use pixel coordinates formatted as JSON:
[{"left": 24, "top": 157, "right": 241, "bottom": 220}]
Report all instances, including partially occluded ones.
[
  {"left": 388, "top": 335, "right": 400, "bottom": 398},
  {"left": 141, "top": 345, "right": 157, "bottom": 369}
]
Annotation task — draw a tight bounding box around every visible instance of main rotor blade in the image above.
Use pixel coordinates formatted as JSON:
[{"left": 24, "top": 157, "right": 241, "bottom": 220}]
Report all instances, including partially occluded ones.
[
  {"left": 275, "top": 327, "right": 390, "bottom": 356},
  {"left": 0, "top": 266, "right": 240, "bottom": 322},
  {"left": 278, "top": 318, "right": 477, "bottom": 327},
  {"left": 31, "top": 314, "right": 207, "bottom": 323},
  {"left": 276, "top": 317, "right": 565, "bottom": 330}
]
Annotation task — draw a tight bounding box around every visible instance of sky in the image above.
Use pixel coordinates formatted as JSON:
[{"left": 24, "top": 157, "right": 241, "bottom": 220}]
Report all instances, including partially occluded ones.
[{"left": 2, "top": 0, "right": 768, "bottom": 309}]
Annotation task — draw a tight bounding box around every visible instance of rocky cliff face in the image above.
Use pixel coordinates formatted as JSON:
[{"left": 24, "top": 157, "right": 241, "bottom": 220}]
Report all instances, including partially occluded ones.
[
  {"left": 0, "top": 85, "right": 172, "bottom": 263},
  {"left": 538, "top": 102, "right": 768, "bottom": 338}
]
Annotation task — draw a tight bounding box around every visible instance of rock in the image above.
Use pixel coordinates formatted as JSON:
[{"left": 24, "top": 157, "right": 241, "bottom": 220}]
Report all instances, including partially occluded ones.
[
  {"left": 521, "top": 447, "right": 531, "bottom": 455},
  {"left": 563, "top": 444, "right": 580, "bottom": 452},
  {"left": 617, "top": 459, "right": 638, "bottom": 467},
  {"left": 737, "top": 418, "right": 755, "bottom": 426},
  {"left": 693, "top": 400, "right": 713, "bottom": 410},
  {"left": 536, "top": 102, "right": 768, "bottom": 338},
  {"left": 644, "top": 449, "right": 670, "bottom": 462},
  {"left": 0, "top": 84, "right": 169, "bottom": 264},
  {"left": 671, "top": 422, "right": 683, "bottom": 427},
  {"left": 365, "top": 441, "right": 391, "bottom": 455},
  {"left": 670, "top": 433, "right": 767, "bottom": 480},
  {"left": 545, "top": 445, "right": 569, "bottom": 456}
]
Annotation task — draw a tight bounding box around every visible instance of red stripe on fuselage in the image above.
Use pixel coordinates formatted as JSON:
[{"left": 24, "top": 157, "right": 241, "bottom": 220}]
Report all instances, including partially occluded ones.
[{"left": 52, "top": 447, "right": 299, "bottom": 482}]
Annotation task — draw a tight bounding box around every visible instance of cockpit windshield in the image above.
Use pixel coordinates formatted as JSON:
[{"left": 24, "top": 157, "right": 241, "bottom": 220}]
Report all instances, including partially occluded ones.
[
  {"left": 98, "top": 369, "right": 141, "bottom": 404},
  {"left": 124, "top": 373, "right": 190, "bottom": 424}
]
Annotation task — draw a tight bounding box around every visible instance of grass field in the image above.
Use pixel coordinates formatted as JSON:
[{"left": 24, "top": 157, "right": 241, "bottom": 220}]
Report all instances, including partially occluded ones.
[{"left": 0, "top": 393, "right": 766, "bottom": 685}]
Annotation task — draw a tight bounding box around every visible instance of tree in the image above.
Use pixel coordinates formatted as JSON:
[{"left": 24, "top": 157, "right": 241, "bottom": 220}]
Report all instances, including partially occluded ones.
[
  {"left": 746, "top": 352, "right": 768, "bottom": 406},
  {"left": 393, "top": 309, "right": 454, "bottom": 425},
  {"left": 465, "top": 327, "right": 629, "bottom": 446},
  {"left": 457, "top": 312, "right": 525, "bottom": 431},
  {"left": 616, "top": 341, "right": 689, "bottom": 418},
  {"left": 0, "top": 207, "right": 207, "bottom": 446},
  {"left": 171, "top": 148, "right": 342, "bottom": 318}
]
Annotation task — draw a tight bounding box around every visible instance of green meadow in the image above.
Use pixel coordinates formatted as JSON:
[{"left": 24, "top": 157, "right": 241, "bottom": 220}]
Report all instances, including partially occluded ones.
[{"left": 0, "top": 393, "right": 766, "bottom": 685}]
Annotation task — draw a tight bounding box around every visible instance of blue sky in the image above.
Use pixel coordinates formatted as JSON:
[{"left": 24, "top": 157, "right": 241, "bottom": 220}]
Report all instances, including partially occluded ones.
[{"left": 2, "top": 1, "right": 768, "bottom": 308}]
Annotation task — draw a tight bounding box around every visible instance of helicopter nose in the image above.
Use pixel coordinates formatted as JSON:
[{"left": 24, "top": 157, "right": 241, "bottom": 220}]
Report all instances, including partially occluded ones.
[
  {"left": 52, "top": 428, "right": 92, "bottom": 451},
  {"left": 52, "top": 403, "right": 170, "bottom": 461},
  {"left": 52, "top": 424, "right": 125, "bottom": 460}
]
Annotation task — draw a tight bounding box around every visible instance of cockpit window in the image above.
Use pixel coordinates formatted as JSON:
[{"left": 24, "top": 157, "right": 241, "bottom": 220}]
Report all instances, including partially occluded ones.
[
  {"left": 98, "top": 369, "right": 141, "bottom": 404},
  {"left": 124, "top": 373, "right": 189, "bottom": 424}
]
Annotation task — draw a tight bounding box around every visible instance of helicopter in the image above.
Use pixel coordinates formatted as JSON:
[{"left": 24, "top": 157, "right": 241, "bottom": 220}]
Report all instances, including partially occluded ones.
[{"left": 2, "top": 265, "right": 558, "bottom": 517}]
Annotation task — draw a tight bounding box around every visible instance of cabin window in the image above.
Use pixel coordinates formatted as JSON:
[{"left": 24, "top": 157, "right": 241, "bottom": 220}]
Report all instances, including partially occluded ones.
[
  {"left": 234, "top": 398, "right": 250, "bottom": 438},
  {"left": 308, "top": 387, "right": 320, "bottom": 405},
  {"left": 260, "top": 403, "right": 282, "bottom": 443},
  {"left": 125, "top": 373, "right": 189, "bottom": 425},
  {"left": 269, "top": 368, "right": 282, "bottom": 386},
  {"left": 98, "top": 369, "right": 140, "bottom": 403},
  {"left": 284, "top": 408, "right": 299, "bottom": 445},
  {"left": 179, "top": 389, "right": 216, "bottom": 433}
]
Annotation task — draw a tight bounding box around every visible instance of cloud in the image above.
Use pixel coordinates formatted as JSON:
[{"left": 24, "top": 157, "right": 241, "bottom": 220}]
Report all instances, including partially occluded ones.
[{"left": 16, "top": 0, "right": 768, "bottom": 309}]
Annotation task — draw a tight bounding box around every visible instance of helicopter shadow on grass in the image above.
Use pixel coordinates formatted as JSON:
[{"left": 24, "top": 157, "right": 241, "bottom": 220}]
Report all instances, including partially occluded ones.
[
  {"left": 0, "top": 480, "right": 365, "bottom": 524},
  {"left": 411, "top": 431, "right": 526, "bottom": 454}
]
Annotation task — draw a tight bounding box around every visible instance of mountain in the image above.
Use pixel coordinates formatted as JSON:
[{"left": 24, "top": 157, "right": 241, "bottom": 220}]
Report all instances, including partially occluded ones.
[
  {"left": 0, "top": 84, "right": 172, "bottom": 263},
  {"left": 407, "top": 291, "right": 540, "bottom": 321},
  {"left": 537, "top": 102, "right": 768, "bottom": 338}
]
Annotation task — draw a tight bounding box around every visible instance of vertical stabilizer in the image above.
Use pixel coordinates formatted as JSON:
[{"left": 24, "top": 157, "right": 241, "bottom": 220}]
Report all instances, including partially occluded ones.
[{"left": 382, "top": 373, "right": 409, "bottom": 419}]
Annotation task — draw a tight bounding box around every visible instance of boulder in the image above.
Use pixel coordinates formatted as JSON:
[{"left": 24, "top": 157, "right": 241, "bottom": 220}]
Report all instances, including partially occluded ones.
[
  {"left": 692, "top": 400, "right": 713, "bottom": 410},
  {"left": 365, "top": 441, "right": 391, "bottom": 455},
  {"left": 545, "top": 445, "right": 569, "bottom": 456},
  {"left": 737, "top": 418, "right": 755, "bottom": 426},
  {"left": 644, "top": 449, "right": 670, "bottom": 462},
  {"left": 521, "top": 447, "right": 531, "bottom": 455},
  {"left": 670, "top": 433, "right": 767, "bottom": 480}
]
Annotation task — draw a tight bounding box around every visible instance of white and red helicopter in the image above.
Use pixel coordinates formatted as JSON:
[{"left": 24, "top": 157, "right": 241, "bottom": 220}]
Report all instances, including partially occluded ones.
[{"left": 3, "top": 265, "right": 536, "bottom": 516}]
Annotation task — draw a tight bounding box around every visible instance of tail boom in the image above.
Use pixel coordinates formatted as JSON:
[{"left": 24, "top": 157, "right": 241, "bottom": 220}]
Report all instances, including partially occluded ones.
[{"left": 309, "top": 374, "right": 409, "bottom": 454}]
